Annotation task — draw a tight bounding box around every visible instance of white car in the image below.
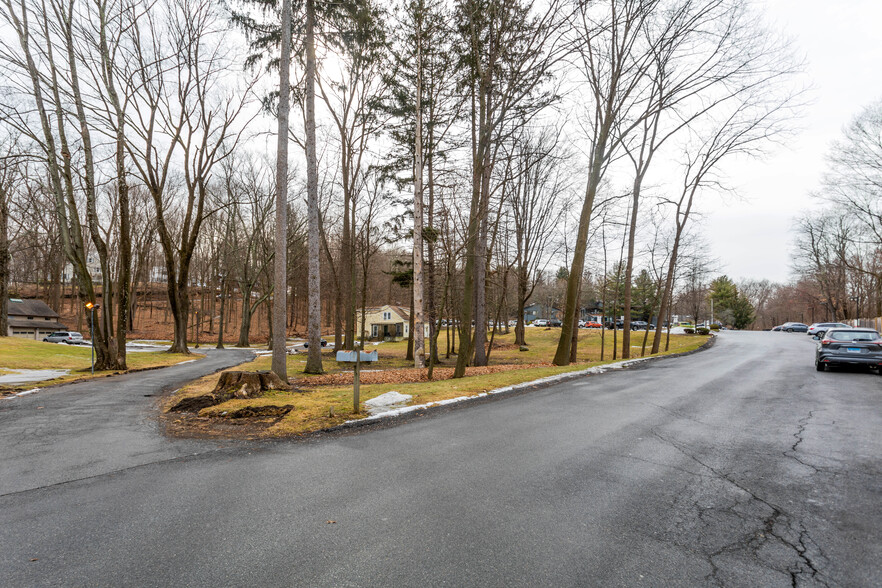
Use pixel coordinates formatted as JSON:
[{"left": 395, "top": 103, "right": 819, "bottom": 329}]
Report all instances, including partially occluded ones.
[
  {"left": 807, "top": 322, "right": 850, "bottom": 337},
  {"left": 43, "top": 331, "right": 84, "bottom": 344},
  {"left": 532, "top": 319, "right": 550, "bottom": 327}
]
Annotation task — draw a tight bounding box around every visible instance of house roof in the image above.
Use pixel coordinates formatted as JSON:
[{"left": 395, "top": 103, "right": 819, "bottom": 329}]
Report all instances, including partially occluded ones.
[
  {"left": 7, "top": 298, "right": 60, "bottom": 319},
  {"left": 361, "top": 305, "right": 411, "bottom": 322},
  {"left": 8, "top": 317, "right": 67, "bottom": 330}
]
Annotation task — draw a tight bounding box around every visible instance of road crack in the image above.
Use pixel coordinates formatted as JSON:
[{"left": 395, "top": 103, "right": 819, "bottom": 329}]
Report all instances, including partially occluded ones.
[{"left": 652, "top": 429, "right": 830, "bottom": 587}]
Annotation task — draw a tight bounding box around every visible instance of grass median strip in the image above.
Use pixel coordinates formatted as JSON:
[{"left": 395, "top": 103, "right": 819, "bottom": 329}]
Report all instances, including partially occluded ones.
[
  {"left": 168, "top": 330, "right": 709, "bottom": 437},
  {"left": 0, "top": 337, "right": 202, "bottom": 391}
]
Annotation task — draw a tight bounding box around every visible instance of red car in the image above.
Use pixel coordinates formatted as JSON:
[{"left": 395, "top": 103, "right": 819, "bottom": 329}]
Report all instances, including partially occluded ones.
[{"left": 581, "top": 321, "right": 603, "bottom": 329}]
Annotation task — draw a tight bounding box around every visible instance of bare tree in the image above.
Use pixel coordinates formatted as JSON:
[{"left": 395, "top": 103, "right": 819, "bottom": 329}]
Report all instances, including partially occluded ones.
[
  {"left": 412, "top": 0, "right": 426, "bottom": 367},
  {"left": 125, "top": 0, "right": 253, "bottom": 354},
  {"left": 0, "top": 140, "right": 22, "bottom": 336},
  {"left": 506, "top": 129, "right": 566, "bottom": 346},
  {"left": 304, "top": 0, "right": 323, "bottom": 373},
  {"left": 618, "top": 0, "right": 773, "bottom": 357},
  {"left": 272, "top": 0, "right": 293, "bottom": 377},
  {"left": 650, "top": 87, "right": 800, "bottom": 353},
  {"left": 554, "top": 0, "right": 659, "bottom": 365},
  {"left": 0, "top": 0, "right": 114, "bottom": 366},
  {"left": 792, "top": 212, "right": 851, "bottom": 322},
  {"left": 454, "top": 0, "right": 566, "bottom": 376}
]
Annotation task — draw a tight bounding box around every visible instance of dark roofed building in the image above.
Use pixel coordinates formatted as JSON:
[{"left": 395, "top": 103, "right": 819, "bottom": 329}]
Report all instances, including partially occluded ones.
[{"left": 7, "top": 298, "right": 67, "bottom": 340}]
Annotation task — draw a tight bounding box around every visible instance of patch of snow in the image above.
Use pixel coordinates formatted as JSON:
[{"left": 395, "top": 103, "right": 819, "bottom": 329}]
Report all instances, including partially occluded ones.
[
  {"left": 176, "top": 360, "right": 197, "bottom": 365},
  {"left": 364, "top": 390, "right": 413, "bottom": 416},
  {"left": 124, "top": 342, "right": 168, "bottom": 353},
  {"left": 3, "top": 387, "right": 40, "bottom": 400},
  {"left": 0, "top": 369, "right": 70, "bottom": 385}
]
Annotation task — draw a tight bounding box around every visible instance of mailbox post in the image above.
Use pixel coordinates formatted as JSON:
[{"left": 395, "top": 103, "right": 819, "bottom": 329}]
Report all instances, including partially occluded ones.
[{"left": 335, "top": 346, "right": 378, "bottom": 414}]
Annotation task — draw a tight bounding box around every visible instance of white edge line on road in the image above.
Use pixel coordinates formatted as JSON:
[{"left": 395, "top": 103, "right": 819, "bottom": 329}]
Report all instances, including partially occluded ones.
[
  {"left": 177, "top": 360, "right": 197, "bottom": 365},
  {"left": 343, "top": 356, "right": 653, "bottom": 425}
]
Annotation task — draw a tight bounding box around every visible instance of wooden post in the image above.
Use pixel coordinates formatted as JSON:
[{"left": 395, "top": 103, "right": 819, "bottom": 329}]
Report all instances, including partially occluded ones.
[{"left": 353, "top": 342, "right": 361, "bottom": 414}]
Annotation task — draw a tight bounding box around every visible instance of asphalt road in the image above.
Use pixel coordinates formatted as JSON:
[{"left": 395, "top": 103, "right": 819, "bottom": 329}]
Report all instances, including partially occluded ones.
[
  {"left": 1, "top": 332, "right": 880, "bottom": 587},
  {"left": 0, "top": 348, "right": 255, "bottom": 496}
]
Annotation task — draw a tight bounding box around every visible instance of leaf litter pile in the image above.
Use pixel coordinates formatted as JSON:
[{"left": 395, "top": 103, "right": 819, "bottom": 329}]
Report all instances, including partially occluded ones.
[{"left": 296, "top": 363, "right": 553, "bottom": 387}]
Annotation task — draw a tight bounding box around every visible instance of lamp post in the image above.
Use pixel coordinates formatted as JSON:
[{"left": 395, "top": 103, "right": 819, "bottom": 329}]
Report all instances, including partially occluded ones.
[{"left": 84, "top": 302, "right": 99, "bottom": 374}]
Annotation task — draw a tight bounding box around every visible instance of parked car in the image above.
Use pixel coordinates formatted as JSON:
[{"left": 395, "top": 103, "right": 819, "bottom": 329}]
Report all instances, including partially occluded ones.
[
  {"left": 548, "top": 319, "right": 562, "bottom": 327},
  {"left": 630, "top": 320, "right": 649, "bottom": 331},
  {"left": 771, "top": 325, "right": 783, "bottom": 331},
  {"left": 807, "top": 322, "right": 851, "bottom": 338},
  {"left": 43, "top": 331, "right": 84, "bottom": 344},
  {"left": 532, "top": 319, "right": 550, "bottom": 327},
  {"left": 583, "top": 321, "right": 603, "bottom": 329},
  {"left": 782, "top": 322, "right": 809, "bottom": 333},
  {"left": 815, "top": 328, "right": 882, "bottom": 372}
]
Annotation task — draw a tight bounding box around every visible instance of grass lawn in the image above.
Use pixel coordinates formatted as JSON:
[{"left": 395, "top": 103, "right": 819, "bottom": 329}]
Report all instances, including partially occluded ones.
[
  {"left": 0, "top": 337, "right": 201, "bottom": 389},
  {"left": 169, "top": 328, "right": 709, "bottom": 437}
]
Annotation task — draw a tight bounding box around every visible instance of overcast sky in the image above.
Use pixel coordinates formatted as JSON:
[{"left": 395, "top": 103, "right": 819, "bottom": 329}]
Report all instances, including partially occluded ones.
[{"left": 702, "top": 0, "right": 882, "bottom": 284}]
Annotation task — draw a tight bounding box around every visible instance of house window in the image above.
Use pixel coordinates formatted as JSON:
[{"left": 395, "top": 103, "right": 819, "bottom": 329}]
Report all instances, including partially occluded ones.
[{"left": 383, "top": 312, "right": 391, "bottom": 320}]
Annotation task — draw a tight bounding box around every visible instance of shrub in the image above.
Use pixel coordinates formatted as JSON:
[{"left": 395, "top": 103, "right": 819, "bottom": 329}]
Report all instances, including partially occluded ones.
[
  {"left": 710, "top": 324, "right": 720, "bottom": 331},
  {"left": 684, "top": 328, "right": 695, "bottom": 334},
  {"left": 696, "top": 327, "right": 710, "bottom": 335}
]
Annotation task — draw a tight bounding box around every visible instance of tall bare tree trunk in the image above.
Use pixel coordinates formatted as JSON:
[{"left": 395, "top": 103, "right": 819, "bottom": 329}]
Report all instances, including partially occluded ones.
[
  {"left": 272, "top": 0, "right": 292, "bottom": 378},
  {"left": 96, "top": 0, "right": 131, "bottom": 369},
  {"left": 554, "top": 129, "right": 609, "bottom": 365},
  {"left": 304, "top": 0, "right": 323, "bottom": 374},
  {"left": 412, "top": 21, "right": 425, "bottom": 368},
  {"left": 0, "top": 184, "right": 7, "bottom": 336}
]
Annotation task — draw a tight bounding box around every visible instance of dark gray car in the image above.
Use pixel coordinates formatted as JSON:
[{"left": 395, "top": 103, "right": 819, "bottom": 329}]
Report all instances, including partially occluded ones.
[
  {"left": 815, "top": 328, "right": 882, "bottom": 372},
  {"left": 782, "top": 322, "right": 809, "bottom": 333}
]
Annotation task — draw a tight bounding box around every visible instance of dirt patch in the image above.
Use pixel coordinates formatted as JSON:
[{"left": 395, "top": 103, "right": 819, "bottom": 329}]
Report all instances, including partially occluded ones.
[
  {"left": 296, "top": 363, "right": 553, "bottom": 387},
  {"left": 162, "top": 413, "right": 278, "bottom": 439},
  {"left": 222, "top": 405, "right": 295, "bottom": 419}
]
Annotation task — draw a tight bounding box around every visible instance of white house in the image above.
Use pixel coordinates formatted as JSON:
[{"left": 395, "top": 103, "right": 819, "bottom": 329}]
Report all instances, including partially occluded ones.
[{"left": 355, "top": 305, "right": 431, "bottom": 341}]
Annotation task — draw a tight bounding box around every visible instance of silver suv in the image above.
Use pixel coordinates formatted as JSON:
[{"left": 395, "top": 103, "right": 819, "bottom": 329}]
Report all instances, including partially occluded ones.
[{"left": 43, "top": 331, "right": 84, "bottom": 344}]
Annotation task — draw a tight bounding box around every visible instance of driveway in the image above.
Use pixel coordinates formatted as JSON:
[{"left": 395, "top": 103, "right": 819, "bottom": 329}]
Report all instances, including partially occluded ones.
[
  {"left": 1, "top": 332, "right": 880, "bottom": 587},
  {"left": 0, "top": 348, "right": 254, "bottom": 496}
]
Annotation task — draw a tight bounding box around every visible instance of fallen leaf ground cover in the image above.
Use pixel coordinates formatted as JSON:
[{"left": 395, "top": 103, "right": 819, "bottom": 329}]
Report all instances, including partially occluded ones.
[{"left": 168, "top": 328, "right": 708, "bottom": 437}]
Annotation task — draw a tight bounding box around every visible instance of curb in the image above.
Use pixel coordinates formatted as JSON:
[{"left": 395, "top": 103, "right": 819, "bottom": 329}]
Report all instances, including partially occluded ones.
[{"left": 326, "top": 333, "right": 717, "bottom": 433}]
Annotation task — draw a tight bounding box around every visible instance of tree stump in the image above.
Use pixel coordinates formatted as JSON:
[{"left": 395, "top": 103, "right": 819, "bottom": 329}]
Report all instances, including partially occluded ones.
[{"left": 169, "top": 370, "right": 290, "bottom": 413}]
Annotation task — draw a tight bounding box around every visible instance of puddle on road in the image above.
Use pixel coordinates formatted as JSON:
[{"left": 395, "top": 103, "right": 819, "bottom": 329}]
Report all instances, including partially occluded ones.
[{"left": 0, "top": 368, "right": 70, "bottom": 385}]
